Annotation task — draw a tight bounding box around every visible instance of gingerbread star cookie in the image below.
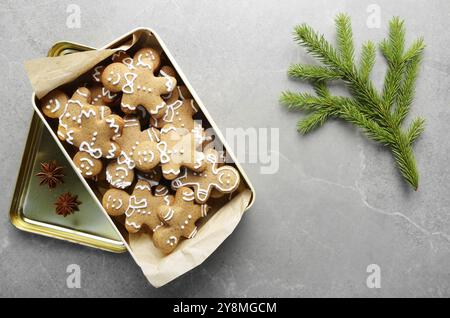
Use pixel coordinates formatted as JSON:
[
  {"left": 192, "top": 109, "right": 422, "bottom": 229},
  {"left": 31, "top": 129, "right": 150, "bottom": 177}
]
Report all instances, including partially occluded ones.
[
  {"left": 171, "top": 148, "right": 240, "bottom": 204},
  {"left": 153, "top": 187, "right": 208, "bottom": 254},
  {"left": 101, "top": 48, "right": 175, "bottom": 118}
]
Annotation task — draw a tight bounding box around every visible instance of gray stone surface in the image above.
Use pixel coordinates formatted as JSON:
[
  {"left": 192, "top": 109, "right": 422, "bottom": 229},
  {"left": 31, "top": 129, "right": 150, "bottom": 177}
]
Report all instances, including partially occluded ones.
[{"left": 1, "top": 0, "right": 450, "bottom": 297}]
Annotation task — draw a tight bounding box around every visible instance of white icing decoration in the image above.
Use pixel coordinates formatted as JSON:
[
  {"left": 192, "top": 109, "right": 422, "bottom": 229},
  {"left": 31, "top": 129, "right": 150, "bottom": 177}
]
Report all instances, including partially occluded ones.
[
  {"left": 79, "top": 141, "right": 102, "bottom": 159},
  {"left": 106, "top": 118, "right": 120, "bottom": 134},
  {"left": 150, "top": 102, "right": 166, "bottom": 115},
  {"left": 136, "top": 54, "right": 152, "bottom": 70},
  {"left": 122, "top": 73, "right": 137, "bottom": 94},
  {"left": 50, "top": 99, "right": 61, "bottom": 113},
  {"left": 163, "top": 208, "right": 174, "bottom": 221},
  {"left": 92, "top": 66, "right": 102, "bottom": 82}
]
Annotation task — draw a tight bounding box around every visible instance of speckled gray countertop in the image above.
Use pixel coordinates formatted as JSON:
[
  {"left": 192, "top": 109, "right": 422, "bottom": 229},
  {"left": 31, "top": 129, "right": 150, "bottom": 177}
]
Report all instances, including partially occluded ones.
[{"left": 1, "top": 0, "right": 450, "bottom": 297}]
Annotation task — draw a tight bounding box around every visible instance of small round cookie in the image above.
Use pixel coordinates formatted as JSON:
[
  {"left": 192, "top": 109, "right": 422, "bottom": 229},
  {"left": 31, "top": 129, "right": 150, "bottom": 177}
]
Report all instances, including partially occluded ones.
[
  {"left": 73, "top": 151, "right": 102, "bottom": 178},
  {"left": 40, "top": 89, "right": 68, "bottom": 119},
  {"left": 106, "top": 161, "right": 135, "bottom": 189}
]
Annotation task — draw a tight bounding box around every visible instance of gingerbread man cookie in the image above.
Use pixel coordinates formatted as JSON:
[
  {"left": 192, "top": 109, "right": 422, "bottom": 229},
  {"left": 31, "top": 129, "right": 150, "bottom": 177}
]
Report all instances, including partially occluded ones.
[
  {"left": 171, "top": 148, "right": 240, "bottom": 204},
  {"left": 156, "top": 124, "right": 206, "bottom": 180},
  {"left": 105, "top": 116, "right": 160, "bottom": 188},
  {"left": 102, "top": 180, "right": 173, "bottom": 233},
  {"left": 153, "top": 187, "right": 208, "bottom": 254},
  {"left": 101, "top": 48, "right": 175, "bottom": 118},
  {"left": 58, "top": 87, "right": 124, "bottom": 178}
]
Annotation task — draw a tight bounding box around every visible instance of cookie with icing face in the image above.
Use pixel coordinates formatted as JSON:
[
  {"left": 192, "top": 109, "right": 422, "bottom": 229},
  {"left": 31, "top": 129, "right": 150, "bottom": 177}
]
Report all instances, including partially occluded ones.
[
  {"left": 73, "top": 151, "right": 103, "bottom": 179},
  {"left": 171, "top": 148, "right": 240, "bottom": 204},
  {"left": 105, "top": 115, "right": 160, "bottom": 189},
  {"left": 101, "top": 48, "right": 175, "bottom": 118},
  {"left": 106, "top": 161, "right": 134, "bottom": 189},
  {"left": 40, "top": 89, "right": 69, "bottom": 119},
  {"left": 153, "top": 187, "right": 209, "bottom": 254},
  {"left": 58, "top": 87, "right": 124, "bottom": 178},
  {"left": 156, "top": 124, "right": 206, "bottom": 180},
  {"left": 102, "top": 180, "right": 173, "bottom": 234}
]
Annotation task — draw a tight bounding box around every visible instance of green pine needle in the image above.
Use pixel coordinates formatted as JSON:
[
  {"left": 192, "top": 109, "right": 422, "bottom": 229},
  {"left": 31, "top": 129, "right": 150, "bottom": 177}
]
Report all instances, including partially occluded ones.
[{"left": 280, "top": 14, "right": 425, "bottom": 190}]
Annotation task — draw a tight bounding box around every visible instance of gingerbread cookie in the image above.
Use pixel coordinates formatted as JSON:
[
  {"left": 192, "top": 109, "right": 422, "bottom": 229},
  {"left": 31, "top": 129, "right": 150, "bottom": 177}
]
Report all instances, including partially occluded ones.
[
  {"left": 171, "top": 148, "right": 240, "bottom": 204},
  {"left": 150, "top": 85, "right": 199, "bottom": 131},
  {"left": 58, "top": 87, "right": 124, "bottom": 177},
  {"left": 89, "top": 83, "right": 117, "bottom": 106},
  {"left": 102, "top": 180, "right": 173, "bottom": 233},
  {"left": 40, "top": 89, "right": 69, "bottom": 119},
  {"left": 136, "top": 167, "right": 163, "bottom": 187},
  {"left": 156, "top": 124, "right": 206, "bottom": 180},
  {"left": 106, "top": 161, "right": 134, "bottom": 189},
  {"left": 101, "top": 48, "right": 175, "bottom": 118},
  {"left": 153, "top": 187, "right": 208, "bottom": 254},
  {"left": 72, "top": 151, "right": 103, "bottom": 178},
  {"left": 105, "top": 116, "right": 160, "bottom": 188}
]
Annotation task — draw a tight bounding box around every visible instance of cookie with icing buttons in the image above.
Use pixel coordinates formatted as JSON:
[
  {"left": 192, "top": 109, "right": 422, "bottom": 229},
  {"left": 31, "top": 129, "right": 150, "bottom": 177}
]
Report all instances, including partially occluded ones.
[
  {"left": 89, "top": 83, "right": 118, "bottom": 106},
  {"left": 153, "top": 187, "right": 209, "bottom": 254},
  {"left": 105, "top": 115, "right": 160, "bottom": 188},
  {"left": 156, "top": 124, "right": 206, "bottom": 180},
  {"left": 101, "top": 48, "right": 175, "bottom": 118},
  {"left": 40, "top": 89, "right": 69, "bottom": 119},
  {"left": 58, "top": 87, "right": 124, "bottom": 177},
  {"left": 102, "top": 180, "right": 173, "bottom": 233},
  {"left": 171, "top": 148, "right": 240, "bottom": 204}
]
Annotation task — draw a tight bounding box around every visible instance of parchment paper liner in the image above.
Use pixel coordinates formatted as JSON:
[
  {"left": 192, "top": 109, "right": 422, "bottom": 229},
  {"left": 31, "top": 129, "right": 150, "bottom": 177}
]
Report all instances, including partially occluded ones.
[{"left": 24, "top": 29, "right": 254, "bottom": 287}]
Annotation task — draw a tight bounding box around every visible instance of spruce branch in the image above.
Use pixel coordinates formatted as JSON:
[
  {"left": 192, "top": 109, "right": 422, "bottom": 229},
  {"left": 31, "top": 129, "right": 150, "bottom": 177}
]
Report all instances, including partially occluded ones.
[{"left": 281, "top": 14, "right": 425, "bottom": 190}]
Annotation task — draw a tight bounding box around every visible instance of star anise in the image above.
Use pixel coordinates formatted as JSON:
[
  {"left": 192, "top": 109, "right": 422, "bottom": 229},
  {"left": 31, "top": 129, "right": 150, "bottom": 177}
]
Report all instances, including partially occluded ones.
[
  {"left": 54, "top": 192, "right": 81, "bottom": 217},
  {"left": 36, "top": 160, "right": 65, "bottom": 189}
]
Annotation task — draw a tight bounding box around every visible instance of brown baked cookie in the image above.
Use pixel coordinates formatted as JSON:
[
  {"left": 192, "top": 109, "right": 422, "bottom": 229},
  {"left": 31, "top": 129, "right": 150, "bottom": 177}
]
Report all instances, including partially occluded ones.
[
  {"left": 150, "top": 85, "right": 200, "bottom": 131},
  {"left": 89, "top": 83, "right": 118, "bottom": 106},
  {"left": 40, "top": 89, "right": 69, "bottom": 119},
  {"left": 171, "top": 148, "right": 240, "bottom": 204},
  {"left": 106, "top": 161, "right": 135, "bottom": 189},
  {"left": 136, "top": 167, "right": 163, "bottom": 187},
  {"left": 157, "top": 124, "right": 206, "bottom": 180},
  {"left": 153, "top": 187, "right": 209, "bottom": 254},
  {"left": 73, "top": 151, "right": 103, "bottom": 179},
  {"left": 102, "top": 180, "right": 173, "bottom": 233},
  {"left": 111, "top": 50, "right": 131, "bottom": 64},
  {"left": 58, "top": 87, "right": 124, "bottom": 177},
  {"left": 105, "top": 115, "right": 160, "bottom": 189},
  {"left": 101, "top": 48, "right": 175, "bottom": 118}
]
